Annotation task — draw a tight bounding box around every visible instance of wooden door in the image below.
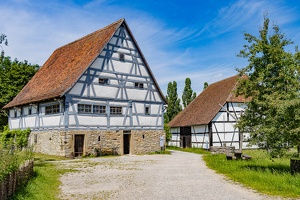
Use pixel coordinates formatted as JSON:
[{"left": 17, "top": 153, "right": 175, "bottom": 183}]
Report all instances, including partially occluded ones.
[
  {"left": 74, "top": 135, "right": 84, "bottom": 157},
  {"left": 180, "top": 127, "right": 192, "bottom": 148},
  {"left": 123, "top": 134, "right": 130, "bottom": 154}
]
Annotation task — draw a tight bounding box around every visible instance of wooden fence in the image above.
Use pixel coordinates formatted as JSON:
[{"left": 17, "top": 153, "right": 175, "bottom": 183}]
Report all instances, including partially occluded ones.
[{"left": 0, "top": 159, "right": 34, "bottom": 200}]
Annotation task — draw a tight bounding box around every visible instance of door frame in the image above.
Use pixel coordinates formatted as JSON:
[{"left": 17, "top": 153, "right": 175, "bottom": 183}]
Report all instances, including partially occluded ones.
[
  {"left": 74, "top": 134, "right": 85, "bottom": 157},
  {"left": 123, "top": 131, "right": 131, "bottom": 154}
]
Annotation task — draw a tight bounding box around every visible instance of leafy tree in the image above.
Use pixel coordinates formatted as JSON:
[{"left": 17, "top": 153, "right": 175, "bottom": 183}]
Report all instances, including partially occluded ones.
[
  {"left": 164, "top": 81, "right": 182, "bottom": 141},
  {"left": 0, "top": 34, "right": 8, "bottom": 56},
  {"left": 0, "top": 56, "right": 39, "bottom": 130},
  {"left": 236, "top": 15, "right": 300, "bottom": 157},
  {"left": 182, "top": 78, "right": 196, "bottom": 108},
  {"left": 203, "top": 82, "right": 208, "bottom": 89}
]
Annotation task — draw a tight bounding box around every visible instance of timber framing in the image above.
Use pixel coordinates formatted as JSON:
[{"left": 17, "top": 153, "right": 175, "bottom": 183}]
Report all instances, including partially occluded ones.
[
  {"left": 4, "top": 19, "right": 166, "bottom": 156},
  {"left": 169, "top": 76, "right": 250, "bottom": 150}
]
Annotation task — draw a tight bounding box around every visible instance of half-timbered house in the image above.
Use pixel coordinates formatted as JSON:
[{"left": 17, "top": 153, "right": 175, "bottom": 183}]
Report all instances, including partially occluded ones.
[
  {"left": 4, "top": 19, "right": 166, "bottom": 157},
  {"left": 168, "top": 75, "right": 249, "bottom": 151}
]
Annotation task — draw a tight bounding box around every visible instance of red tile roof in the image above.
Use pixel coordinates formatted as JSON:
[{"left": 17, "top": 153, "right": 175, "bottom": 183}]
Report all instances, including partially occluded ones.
[
  {"left": 4, "top": 18, "right": 166, "bottom": 109},
  {"left": 168, "top": 75, "right": 246, "bottom": 127}
]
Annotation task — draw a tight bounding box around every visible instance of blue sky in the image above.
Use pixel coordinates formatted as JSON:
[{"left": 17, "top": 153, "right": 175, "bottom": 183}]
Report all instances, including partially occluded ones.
[{"left": 1, "top": 0, "right": 300, "bottom": 98}]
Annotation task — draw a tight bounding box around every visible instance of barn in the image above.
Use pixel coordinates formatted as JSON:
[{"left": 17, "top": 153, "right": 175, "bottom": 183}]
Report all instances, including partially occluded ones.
[
  {"left": 168, "top": 75, "right": 250, "bottom": 151},
  {"left": 3, "top": 19, "right": 166, "bottom": 157}
]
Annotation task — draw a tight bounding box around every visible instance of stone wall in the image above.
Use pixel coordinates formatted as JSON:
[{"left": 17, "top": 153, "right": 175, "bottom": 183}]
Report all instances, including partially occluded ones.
[
  {"left": 210, "top": 146, "right": 235, "bottom": 154},
  {"left": 28, "top": 129, "right": 165, "bottom": 157}
]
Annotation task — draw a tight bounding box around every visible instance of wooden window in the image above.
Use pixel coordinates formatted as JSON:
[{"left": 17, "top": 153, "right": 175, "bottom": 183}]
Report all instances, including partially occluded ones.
[
  {"left": 134, "top": 82, "right": 144, "bottom": 88},
  {"left": 110, "top": 106, "right": 122, "bottom": 115},
  {"left": 119, "top": 53, "right": 125, "bottom": 61},
  {"left": 14, "top": 110, "right": 17, "bottom": 118},
  {"left": 99, "top": 78, "right": 109, "bottom": 85},
  {"left": 93, "top": 105, "right": 106, "bottom": 114},
  {"left": 28, "top": 107, "right": 32, "bottom": 115},
  {"left": 145, "top": 106, "right": 150, "bottom": 115},
  {"left": 78, "top": 104, "right": 92, "bottom": 113},
  {"left": 45, "top": 104, "right": 60, "bottom": 115}
]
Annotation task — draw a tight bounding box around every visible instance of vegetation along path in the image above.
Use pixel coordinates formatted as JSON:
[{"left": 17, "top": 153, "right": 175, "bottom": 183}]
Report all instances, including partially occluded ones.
[{"left": 59, "top": 150, "right": 279, "bottom": 200}]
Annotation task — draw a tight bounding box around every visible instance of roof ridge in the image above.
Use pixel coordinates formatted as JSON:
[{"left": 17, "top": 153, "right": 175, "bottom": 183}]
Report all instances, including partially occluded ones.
[
  {"left": 57, "top": 18, "right": 124, "bottom": 50},
  {"left": 206, "top": 74, "right": 238, "bottom": 88}
]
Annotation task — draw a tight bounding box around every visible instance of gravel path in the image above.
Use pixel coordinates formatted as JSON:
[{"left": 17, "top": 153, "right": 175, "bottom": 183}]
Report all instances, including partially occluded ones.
[{"left": 59, "top": 150, "right": 279, "bottom": 200}]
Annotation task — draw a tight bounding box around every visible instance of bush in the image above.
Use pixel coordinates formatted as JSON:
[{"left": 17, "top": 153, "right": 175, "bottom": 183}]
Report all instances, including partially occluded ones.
[{"left": 0, "top": 126, "right": 31, "bottom": 149}]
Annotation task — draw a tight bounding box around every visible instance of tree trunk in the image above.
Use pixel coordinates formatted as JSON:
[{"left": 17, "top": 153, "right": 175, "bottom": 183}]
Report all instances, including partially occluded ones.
[{"left": 290, "top": 158, "right": 300, "bottom": 175}]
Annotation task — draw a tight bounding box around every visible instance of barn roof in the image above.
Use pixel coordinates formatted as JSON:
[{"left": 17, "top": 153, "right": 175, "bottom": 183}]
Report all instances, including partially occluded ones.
[
  {"left": 168, "top": 75, "right": 246, "bottom": 127},
  {"left": 4, "top": 19, "right": 166, "bottom": 109}
]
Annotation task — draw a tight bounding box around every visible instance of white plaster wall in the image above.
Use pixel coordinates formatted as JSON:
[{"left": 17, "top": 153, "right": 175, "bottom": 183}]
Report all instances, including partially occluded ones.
[
  {"left": 212, "top": 112, "right": 227, "bottom": 122},
  {"left": 9, "top": 119, "right": 20, "bottom": 129},
  {"left": 76, "top": 115, "right": 108, "bottom": 126},
  {"left": 23, "top": 116, "right": 36, "bottom": 128},
  {"left": 212, "top": 122, "right": 236, "bottom": 132},
  {"left": 170, "top": 127, "right": 180, "bottom": 134},
  {"left": 192, "top": 125, "right": 208, "bottom": 133},
  {"left": 110, "top": 117, "right": 125, "bottom": 126},
  {"left": 139, "top": 116, "right": 157, "bottom": 126},
  {"left": 40, "top": 115, "right": 61, "bottom": 127}
]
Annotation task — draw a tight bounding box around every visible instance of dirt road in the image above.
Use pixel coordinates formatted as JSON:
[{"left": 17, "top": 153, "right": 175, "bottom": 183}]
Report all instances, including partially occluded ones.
[{"left": 59, "top": 150, "right": 277, "bottom": 200}]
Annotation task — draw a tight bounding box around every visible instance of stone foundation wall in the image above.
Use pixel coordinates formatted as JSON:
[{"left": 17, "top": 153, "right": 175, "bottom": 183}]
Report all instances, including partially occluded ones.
[
  {"left": 28, "top": 129, "right": 165, "bottom": 157},
  {"left": 210, "top": 146, "right": 235, "bottom": 154}
]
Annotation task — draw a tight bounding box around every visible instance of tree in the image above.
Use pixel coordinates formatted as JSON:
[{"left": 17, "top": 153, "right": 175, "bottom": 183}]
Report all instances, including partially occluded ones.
[
  {"left": 236, "top": 15, "right": 300, "bottom": 157},
  {"left": 0, "top": 34, "right": 8, "bottom": 56},
  {"left": 0, "top": 56, "right": 39, "bottom": 131},
  {"left": 164, "top": 81, "right": 182, "bottom": 141},
  {"left": 182, "top": 78, "right": 197, "bottom": 108},
  {"left": 203, "top": 82, "right": 208, "bottom": 89}
]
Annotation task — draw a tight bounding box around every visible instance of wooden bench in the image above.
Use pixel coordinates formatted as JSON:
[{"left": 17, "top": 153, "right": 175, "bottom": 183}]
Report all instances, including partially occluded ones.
[
  {"left": 242, "top": 154, "right": 252, "bottom": 160},
  {"left": 226, "top": 153, "right": 233, "bottom": 160}
]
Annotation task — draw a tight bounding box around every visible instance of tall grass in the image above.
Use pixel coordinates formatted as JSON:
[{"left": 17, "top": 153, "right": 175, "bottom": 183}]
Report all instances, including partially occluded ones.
[
  {"left": 170, "top": 147, "right": 300, "bottom": 198},
  {"left": 10, "top": 154, "right": 72, "bottom": 200},
  {"left": 0, "top": 145, "right": 33, "bottom": 182}
]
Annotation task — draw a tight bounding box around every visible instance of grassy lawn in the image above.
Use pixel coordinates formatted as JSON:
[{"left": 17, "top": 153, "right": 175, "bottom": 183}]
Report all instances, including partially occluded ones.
[
  {"left": 168, "top": 147, "right": 300, "bottom": 198},
  {"left": 10, "top": 154, "right": 72, "bottom": 200}
]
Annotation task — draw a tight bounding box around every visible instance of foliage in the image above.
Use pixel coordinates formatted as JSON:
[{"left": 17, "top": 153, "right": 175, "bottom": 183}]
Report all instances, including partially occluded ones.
[
  {"left": 0, "top": 55, "right": 38, "bottom": 131},
  {"left": 0, "top": 146, "right": 33, "bottom": 182},
  {"left": 0, "top": 126, "right": 31, "bottom": 149},
  {"left": 0, "top": 34, "right": 8, "bottom": 57},
  {"left": 164, "top": 81, "right": 182, "bottom": 142},
  {"left": 203, "top": 149, "right": 300, "bottom": 198},
  {"left": 203, "top": 82, "right": 208, "bottom": 89},
  {"left": 11, "top": 153, "right": 71, "bottom": 200},
  {"left": 236, "top": 15, "right": 300, "bottom": 157},
  {"left": 0, "top": 34, "right": 8, "bottom": 46},
  {"left": 182, "top": 78, "right": 196, "bottom": 108}
]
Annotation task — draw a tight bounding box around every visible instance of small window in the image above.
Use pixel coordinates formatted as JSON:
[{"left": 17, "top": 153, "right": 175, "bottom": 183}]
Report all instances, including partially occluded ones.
[
  {"left": 119, "top": 53, "right": 125, "bottom": 61},
  {"left": 93, "top": 105, "right": 106, "bottom": 114},
  {"left": 145, "top": 106, "right": 150, "bottom": 115},
  {"left": 28, "top": 107, "right": 32, "bottom": 115},
  {"left": 110, "top": 106, "right": 122, "bottom": 115},
  {"left": 14, "top": 110, "right": 17, "bottom": 118},
  {"left": 78, "top": 104, "right": 92, "bottom": 113},
  {"left": 45, "top": 104, "right": 60, "bottom": 115},
  {"left": 99, "top": 78, "right": 109, "bottom": 85},
  {"left": 134, "top": 82, "right": 143, "bottom": 88}
]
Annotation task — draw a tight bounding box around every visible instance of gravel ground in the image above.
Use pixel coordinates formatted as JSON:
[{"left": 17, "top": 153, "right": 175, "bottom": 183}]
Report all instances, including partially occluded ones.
[{"left": 59, "top": 150, "right": 281, "bottom": 200}]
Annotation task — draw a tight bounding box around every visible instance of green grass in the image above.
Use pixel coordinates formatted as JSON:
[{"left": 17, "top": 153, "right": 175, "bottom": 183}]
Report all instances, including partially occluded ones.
[
  {"left": 203, "top": 150, "right": 300, "bottom": 198},
  {"left": 168, "top": 147, "right": 300, "bottom": 198},
  {"left": 10, "top": 153, "right": 72, "bottom": 200},
  {"left": 167, "top": 146, "right": 210, "bottom": 154}
]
